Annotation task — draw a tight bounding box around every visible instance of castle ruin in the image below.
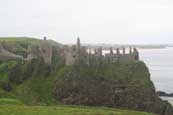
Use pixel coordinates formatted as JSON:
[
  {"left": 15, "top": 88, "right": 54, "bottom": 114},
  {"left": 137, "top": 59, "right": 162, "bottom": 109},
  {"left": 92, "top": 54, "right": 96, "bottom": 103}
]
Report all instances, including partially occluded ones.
[
  {"left": 60, "top": 38, "right": 139, "bottom": 65},
  {"left": 0, "top": 36, "right": 140, "bottom": 64},
  {"left": 27, "top": 36, "right": 52, "bottom": 64},
  {"left": 27, "top": 37, "right": 139, "bottom": 65}
]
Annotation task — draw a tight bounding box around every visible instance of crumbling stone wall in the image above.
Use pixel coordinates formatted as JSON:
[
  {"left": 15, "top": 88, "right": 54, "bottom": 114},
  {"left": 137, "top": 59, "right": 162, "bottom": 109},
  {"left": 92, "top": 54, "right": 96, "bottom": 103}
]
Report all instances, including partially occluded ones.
[
  {"left": 27, "top": 37, "right": 52, "bottom": 64},
  {"left": 27, "top": 37, "right": 139, "bottom": 65}
]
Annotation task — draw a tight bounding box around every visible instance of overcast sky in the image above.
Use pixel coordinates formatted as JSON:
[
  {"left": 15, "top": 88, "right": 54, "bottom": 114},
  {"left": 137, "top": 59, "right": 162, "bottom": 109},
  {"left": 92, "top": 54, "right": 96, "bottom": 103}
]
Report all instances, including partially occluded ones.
[{"left": 0, "top": 0, "right": 173, "bottom": 44}]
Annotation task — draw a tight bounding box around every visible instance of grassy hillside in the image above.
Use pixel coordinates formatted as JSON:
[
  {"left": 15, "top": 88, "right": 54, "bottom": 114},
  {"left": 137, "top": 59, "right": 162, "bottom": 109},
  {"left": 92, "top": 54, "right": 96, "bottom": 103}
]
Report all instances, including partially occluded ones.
[
  {"left": 16, "top": 75, "right": 57, "bottom": 105},
  {"left": 0, "top": 37, "right": 61, "bottom": 46},
  {"left": 0, "top": 37, "right": 171, "bottom": 115},
  {"left": 0, "top": 98, "right": 23, "bottom": 105},
  {"left": 0, "top": 37, "right": 62, "bottom": 58},
  {"left": 0, "top": 105, "right": 156, "bottom": 115},
  {"left": 0, "top": 37, "right": 40, "bottom": 44},
  {"left": 0, "top": 89, "right": 15, "bottom": 98}
]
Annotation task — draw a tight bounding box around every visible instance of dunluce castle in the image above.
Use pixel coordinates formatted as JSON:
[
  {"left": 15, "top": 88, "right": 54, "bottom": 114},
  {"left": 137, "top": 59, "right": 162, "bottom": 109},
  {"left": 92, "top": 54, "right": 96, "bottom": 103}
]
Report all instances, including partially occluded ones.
[
  {"left": 27, "top": 37, "right": 139, "bottom": 65},
  {"left": 0, "top": 37, "right": 139, "bottom": 65}
]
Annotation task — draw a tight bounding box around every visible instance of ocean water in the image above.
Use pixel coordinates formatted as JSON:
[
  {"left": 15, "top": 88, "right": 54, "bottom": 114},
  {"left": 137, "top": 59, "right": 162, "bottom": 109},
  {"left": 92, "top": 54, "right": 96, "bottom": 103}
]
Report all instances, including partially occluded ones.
[
  {"left": 139, "top": 47, "right": 173, "bottom": 105},
  {"left": 139, "top": 47, "right": 173, "bottom": 93}
]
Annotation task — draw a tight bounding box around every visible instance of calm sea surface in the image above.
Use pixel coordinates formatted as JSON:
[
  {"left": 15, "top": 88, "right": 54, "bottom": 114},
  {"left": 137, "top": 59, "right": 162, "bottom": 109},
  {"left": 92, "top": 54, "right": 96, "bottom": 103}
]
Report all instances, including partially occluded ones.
[
  {"left": 139, "top": 47, "right": 173, "bottom": 105},
  {"left": 139, "top": 47, "right": 173, "bottom": 93}
]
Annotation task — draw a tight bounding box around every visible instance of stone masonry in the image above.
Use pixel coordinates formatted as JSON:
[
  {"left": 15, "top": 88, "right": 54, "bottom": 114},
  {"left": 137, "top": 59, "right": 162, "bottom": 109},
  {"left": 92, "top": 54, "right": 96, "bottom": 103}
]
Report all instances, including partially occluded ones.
[{"left": 27, "top": 37, "right": 139, "bottom": 65}]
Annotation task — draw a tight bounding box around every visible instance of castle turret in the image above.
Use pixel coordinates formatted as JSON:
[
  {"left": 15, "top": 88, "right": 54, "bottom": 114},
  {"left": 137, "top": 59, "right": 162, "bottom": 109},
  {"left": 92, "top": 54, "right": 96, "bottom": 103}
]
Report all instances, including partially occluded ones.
[
  {"left": 94, "top": 49, "right": 97, "bottom": 54},
  {"left": 98, "top": 47, "right": 103, "bottom": 56},
  {"left": 43, "top": 36, "right": 47, "bottom": 40},
  {"left": 110, "top": 47, "right": 113, "bottom": 55},
  {"left": 77, "top": 37, "right": 81, "bottom": 49},
  {"left": 129, "top": 47, "right": 132, "bottom": 54},
  {"left": 116, "top": 48, "right": 120, "bottom": 54},
  {"left": 123, "top": 48, "right": 125, "bottom": 54},
  {"left": 133, "top": 48, "right": 139, "bottom": 61},
  {"left": 39, "top": 37, "right": 53, "bottom": 64}
]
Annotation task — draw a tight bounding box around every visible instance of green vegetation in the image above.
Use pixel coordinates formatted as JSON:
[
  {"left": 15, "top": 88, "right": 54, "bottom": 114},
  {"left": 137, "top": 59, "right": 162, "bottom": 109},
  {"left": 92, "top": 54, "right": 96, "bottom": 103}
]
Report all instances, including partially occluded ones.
[
  {"left": 0, "top": 105, "right": 156, "bottom": 115},
  {"left": 0, "top": 37, "right": 39, "bottom": 44},
  {"left": 0, "top": 37, "right": 39, "bottom": 57},
  {"left": 0, "top": 37, "right": 171, "bottom": 115},
  {"left": 0, "top": 37, "right": 61, "bottom": 57},
  {"left": 0, "top": 89, "right": 15, "bottom": 98},
  {"left": 54, "top": 62, "right": 173, "bottom": 115},
  {"left": 16, "top": 75, "right": 57, "bottom": 105},
  {"left": 0, "top": 98, "right": 23, "bottom": 105},
  {"left": 54, "top": 62, "right": 154, "bottom": 107}
]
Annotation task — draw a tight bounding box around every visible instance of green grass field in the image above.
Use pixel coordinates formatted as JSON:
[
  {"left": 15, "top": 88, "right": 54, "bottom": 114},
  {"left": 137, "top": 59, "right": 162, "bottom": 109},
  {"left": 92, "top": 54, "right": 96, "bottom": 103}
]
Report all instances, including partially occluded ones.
[
  {"left": 0, "top": 98, "right": 23, "bottom": 105},
  {"left": 0, "top": 98, "right": 157, "bottom": 115},
  {"left": 0, "top": 105, "right": 156, "bottom": 115}
]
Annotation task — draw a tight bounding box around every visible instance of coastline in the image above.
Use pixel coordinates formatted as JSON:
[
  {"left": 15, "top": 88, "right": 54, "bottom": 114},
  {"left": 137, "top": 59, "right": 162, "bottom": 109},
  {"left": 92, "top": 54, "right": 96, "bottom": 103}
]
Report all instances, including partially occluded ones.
[{"left": 160, "top": 97, "right": 173, "bottom": 105}]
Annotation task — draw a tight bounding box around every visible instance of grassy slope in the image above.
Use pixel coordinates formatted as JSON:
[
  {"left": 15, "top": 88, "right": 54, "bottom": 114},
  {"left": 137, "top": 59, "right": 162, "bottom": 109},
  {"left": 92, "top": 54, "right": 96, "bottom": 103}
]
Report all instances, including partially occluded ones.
[
  {"left": 0, "top": 105, "right": 156, "bottom": 115},
  {"left": 0, "top": 37, "right": 157, "bottom": 115},
  {"left": 0, "top": 37, "right": 39, "bottom": 44},
  {"left": 0, "top": 98, "right": 23, "bottom": 105},
  {"left": 0, "top": 37, "right": 62, "bottom": 46},
  {"left": 16, "top": 75, "right": 57, "bottom": 105},
  {"left": 0, "top": 98, "right": 157, "bottom": 115},
  {"left": 0, "top": 89, "right": 15, "bottom": 98}
]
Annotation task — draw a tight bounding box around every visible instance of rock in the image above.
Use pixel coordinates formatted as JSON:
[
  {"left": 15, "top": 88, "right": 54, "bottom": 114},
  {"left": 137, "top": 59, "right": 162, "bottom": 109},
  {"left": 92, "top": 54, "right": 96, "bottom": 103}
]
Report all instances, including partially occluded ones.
[
  {"left": 54, "top": 62, "right": 173, "bottom": 115},
  {"left": 157, "top": 91, "right": 173, "bottom": 97}
]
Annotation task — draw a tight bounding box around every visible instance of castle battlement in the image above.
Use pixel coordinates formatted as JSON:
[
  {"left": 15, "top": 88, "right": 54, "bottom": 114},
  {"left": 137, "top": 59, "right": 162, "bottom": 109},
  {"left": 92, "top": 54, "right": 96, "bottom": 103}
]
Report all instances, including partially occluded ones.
[
  {"left": 62, "top": 38, "right": 139, "bottom": 65},
  {"left": 27, "top": 37, "right": 139, "bottom": 65}
]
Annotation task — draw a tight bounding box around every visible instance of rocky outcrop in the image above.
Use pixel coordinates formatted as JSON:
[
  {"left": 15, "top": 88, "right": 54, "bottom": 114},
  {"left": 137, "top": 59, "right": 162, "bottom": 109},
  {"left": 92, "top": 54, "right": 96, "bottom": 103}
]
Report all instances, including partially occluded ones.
[
  {"left": 157, "top": 91, "right": 173, "bottom": 97},
  {"left": 0, "top": 43, "right": 23, "bottom": 61},
  {"left": 54, "top": 61, "right": 173, "bottom": 115}
]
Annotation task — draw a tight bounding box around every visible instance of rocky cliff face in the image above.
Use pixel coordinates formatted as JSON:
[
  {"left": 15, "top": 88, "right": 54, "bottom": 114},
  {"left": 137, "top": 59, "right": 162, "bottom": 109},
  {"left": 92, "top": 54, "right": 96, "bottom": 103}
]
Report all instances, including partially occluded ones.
[{"left": 54, "top": 61, "right": 173, "bottom": 115}]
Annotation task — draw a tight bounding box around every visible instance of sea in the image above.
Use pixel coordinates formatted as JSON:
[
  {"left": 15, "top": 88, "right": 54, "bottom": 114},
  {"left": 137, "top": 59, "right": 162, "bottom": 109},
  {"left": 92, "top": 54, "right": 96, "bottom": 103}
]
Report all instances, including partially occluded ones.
[{"left": 139, "top": 47, "right": 173, "bottom": 105}]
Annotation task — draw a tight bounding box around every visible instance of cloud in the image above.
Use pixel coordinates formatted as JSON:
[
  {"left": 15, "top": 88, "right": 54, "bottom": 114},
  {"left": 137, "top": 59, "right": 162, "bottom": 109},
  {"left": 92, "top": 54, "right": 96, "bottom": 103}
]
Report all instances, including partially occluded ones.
[{"left": 0, "top": 0, "right": 173, "bottom": 44}]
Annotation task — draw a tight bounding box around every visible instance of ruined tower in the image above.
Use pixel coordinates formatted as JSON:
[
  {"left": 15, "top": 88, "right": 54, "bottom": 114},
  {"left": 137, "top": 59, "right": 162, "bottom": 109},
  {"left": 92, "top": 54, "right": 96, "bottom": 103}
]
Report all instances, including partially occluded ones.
[
  {"left": 129, "top": 47, "right": 132, "bottom": 54},
  {"left": 39, "top": 37, "right": 53, "bottom": 64},
  {"left": 133, "top": 48, "right": 139, "bottom": 61},
  {"left": 116, "top": 48, "right": 120, "bottom": 55},
  {"left": 27, "top": 37, "right": 53, "bottom": 64},
  {"left": 110, "top": 47, "right": 113, "bottom": 55},
  {"left": 123, "top": 48, "right": 125, "bottom": 54},
  {"left": 77, "top": 37, "right": 81, "bottom": 49},
  {"left": 63, "top": 37, "right": 84, "bottom": 65}
]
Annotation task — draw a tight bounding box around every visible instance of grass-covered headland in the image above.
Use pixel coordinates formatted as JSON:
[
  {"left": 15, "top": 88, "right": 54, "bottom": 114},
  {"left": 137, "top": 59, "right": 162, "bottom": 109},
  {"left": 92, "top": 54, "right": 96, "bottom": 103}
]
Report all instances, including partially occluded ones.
[{"left": 0, "top": 37, "right": 172, "bottom": 115}]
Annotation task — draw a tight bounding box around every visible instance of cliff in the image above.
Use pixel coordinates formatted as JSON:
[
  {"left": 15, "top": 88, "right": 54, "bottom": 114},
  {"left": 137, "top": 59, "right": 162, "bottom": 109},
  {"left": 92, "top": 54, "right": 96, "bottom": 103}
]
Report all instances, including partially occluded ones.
[
  {"left": 54, "top": 61, "right": 173, "bottom": 115},
  {"left": 0, "top": 37, "right": 172, "bottom": 115}
]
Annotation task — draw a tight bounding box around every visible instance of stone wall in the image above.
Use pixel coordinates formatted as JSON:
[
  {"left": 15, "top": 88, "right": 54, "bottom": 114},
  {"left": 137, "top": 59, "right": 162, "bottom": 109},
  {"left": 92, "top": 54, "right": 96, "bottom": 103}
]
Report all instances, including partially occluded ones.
[
  {"left": 104, "top": 48, "right": 139, "bottom": 62},
  {"left": 62, "top": 38, "right": 139, "bottom": 66},
  {"left": 39, "top": 39, "right": 52, "bottom": 64},
  {"left": 27, "top": 37, "right": 139, "bottom": 65},
  {"left": 27, "top": 37, "right": 52, "bottom": 64},
  {"left": 62, "top": 45, "right": 77, "bottom": 65}
]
